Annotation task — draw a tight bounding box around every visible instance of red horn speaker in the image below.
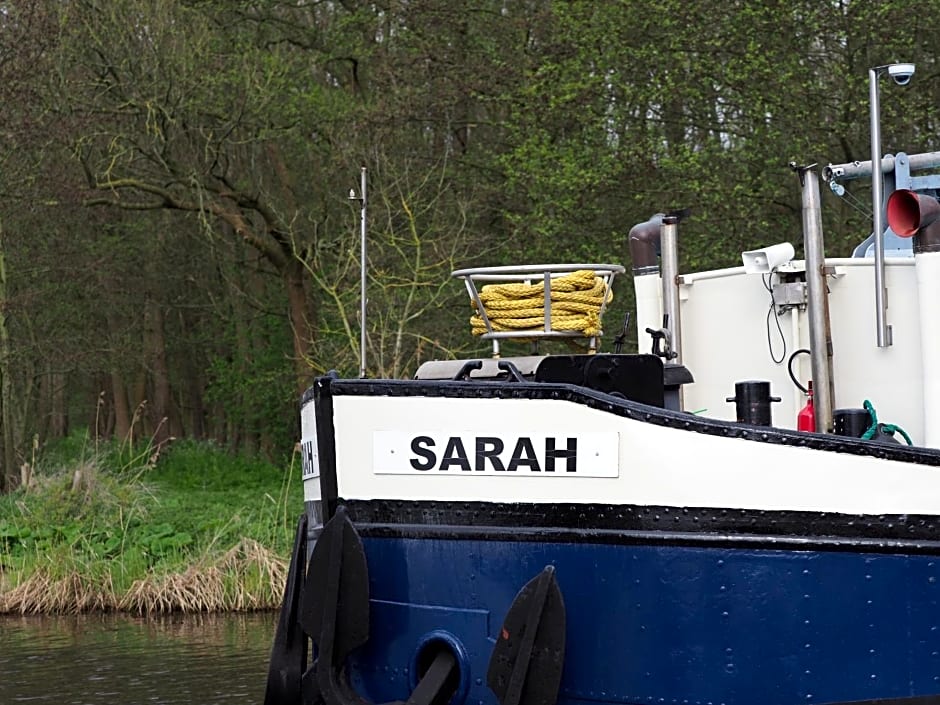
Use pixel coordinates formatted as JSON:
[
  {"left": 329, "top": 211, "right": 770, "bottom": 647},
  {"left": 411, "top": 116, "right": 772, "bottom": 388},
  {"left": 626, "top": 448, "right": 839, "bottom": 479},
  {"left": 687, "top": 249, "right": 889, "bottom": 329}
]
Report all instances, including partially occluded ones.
[{"left": 887, "top": 189, "right": 940, "bottom": 238}]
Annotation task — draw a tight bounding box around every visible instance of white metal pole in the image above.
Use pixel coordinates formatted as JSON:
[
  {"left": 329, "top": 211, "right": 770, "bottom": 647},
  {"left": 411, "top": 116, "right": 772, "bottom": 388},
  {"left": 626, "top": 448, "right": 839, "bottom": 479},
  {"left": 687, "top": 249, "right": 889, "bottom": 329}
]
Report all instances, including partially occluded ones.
[
  {"left": 868, "top": 62, "right": 916, "bottom": 346},
  {"left": 869, "top": 67, "right": 891, "bottom": 348},
  {"left": 660, "top": 216, "right": 681, "bottom": 363},
  {"left": 359, "top": 166, "right": 367, "bottom": 378}
]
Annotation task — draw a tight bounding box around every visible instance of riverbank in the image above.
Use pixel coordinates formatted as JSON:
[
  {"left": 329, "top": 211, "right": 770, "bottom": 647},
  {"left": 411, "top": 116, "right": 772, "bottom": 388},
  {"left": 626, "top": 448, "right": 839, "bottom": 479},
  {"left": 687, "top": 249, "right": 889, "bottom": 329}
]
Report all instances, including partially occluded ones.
[{"left": 0, "top": 435, "right": 300, "bottom": 614}]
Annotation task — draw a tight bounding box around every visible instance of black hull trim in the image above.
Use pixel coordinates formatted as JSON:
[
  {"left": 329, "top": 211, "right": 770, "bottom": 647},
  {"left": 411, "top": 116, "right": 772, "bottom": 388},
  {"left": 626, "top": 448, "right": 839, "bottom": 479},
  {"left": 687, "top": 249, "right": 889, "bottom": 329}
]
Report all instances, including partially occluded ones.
[{"left": 338, "top": 499, "right": 940, "bottom": 556}]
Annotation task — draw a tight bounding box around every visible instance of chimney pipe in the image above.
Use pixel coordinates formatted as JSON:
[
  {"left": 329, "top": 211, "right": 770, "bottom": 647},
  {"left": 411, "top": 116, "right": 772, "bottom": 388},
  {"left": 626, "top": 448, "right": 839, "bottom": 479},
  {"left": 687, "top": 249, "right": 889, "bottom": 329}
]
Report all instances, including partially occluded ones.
[
  {"left": 887, "top": 188, "right": 940, "bottom": 447},
  {"left": 628, "top": 214, "right": 665, "bottom": 274}
]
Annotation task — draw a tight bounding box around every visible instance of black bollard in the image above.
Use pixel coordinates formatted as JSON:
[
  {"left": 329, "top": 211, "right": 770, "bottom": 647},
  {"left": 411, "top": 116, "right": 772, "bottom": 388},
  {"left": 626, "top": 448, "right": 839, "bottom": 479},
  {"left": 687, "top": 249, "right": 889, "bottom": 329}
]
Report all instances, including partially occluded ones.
[
  {"left": 833, "top": 408, "right": 873, "bottom": 438},
  {"left": 726, "top": 380, "right": 781, "bottom": 427}
]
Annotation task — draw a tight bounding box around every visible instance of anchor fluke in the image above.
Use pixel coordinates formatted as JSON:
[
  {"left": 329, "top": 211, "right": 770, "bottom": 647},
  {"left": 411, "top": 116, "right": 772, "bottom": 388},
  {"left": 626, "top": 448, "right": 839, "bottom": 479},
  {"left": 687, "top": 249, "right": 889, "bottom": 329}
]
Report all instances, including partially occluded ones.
[
  {"left": 300, "top": 505, "right": 370, "bottom": 664},
  {"left": 487, "top": 565, "right": 567, "bottom": 705},
  {"left": 299, "top": 506, "right": 371, "bottom": 705},
  {"left": 263, "top": 513, "right": 310, "bottom": 705},
  {"left": 297, "top": 507, "right": 461, "bottom": 705}
]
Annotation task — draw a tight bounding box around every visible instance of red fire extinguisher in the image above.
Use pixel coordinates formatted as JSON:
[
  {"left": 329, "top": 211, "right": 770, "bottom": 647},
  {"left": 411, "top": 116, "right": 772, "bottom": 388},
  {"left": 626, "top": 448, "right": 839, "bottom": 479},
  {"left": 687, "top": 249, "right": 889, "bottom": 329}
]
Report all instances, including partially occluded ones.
[{"left": 797, "top": 380, "right": 815, "bottom": 432}]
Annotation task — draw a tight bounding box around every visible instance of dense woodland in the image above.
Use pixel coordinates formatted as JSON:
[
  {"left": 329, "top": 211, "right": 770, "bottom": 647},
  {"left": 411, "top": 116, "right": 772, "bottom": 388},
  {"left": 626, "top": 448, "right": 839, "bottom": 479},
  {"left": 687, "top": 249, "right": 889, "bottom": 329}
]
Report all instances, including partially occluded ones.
[{"left": 0, "top": 0, "right": 938, "bottom": 490}]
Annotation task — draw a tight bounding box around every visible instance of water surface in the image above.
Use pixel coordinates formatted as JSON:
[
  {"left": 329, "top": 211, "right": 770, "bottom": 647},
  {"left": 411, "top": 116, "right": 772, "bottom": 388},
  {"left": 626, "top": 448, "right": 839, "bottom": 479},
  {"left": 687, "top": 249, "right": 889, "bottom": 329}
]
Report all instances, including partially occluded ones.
[{"left": 0, "top": 611, "right": 276, "bottom": 704}]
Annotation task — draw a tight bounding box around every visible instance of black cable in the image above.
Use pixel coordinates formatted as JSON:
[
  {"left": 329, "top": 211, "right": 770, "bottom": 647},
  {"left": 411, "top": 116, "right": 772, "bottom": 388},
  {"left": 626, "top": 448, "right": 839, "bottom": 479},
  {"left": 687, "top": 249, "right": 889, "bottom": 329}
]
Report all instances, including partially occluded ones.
[
  {"left": 763, "top": 273, "right": 786, "bottom": 364},
  {"left": 787, "top": 348, "right": 811, "bottom": 394}
]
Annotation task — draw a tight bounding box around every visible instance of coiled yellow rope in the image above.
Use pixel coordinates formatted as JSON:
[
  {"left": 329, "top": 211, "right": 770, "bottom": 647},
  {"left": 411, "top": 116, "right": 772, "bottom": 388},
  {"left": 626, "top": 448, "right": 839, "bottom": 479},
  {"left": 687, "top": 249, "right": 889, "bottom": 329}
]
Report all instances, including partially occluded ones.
[{"left": 470, "top": 269, "right": 612, "bottom": 337}]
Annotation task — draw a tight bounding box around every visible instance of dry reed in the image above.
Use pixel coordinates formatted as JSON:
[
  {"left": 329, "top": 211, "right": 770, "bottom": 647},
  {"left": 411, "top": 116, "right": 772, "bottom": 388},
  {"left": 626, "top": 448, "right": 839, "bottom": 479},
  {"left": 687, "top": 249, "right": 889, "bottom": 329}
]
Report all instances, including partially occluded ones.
[
  {"left": 0, "top": 568, "right": 117, "bottom": 614},
  {"left": 0, "top": 540, "right": 287, "bottom": 615},
  {"left": 119, "top": 539, "right": 288, "bottom": 614}
]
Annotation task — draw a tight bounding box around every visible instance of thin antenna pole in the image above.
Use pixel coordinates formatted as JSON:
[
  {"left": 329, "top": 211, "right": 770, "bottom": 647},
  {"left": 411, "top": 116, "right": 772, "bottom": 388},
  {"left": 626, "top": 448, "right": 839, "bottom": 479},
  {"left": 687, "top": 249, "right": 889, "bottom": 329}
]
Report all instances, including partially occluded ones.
[
  {"left": 358, "top": 167, "right": 367, "bottom": 378},
  {"left": 869, "top": 67, "right": 891, "bottom": 347}
]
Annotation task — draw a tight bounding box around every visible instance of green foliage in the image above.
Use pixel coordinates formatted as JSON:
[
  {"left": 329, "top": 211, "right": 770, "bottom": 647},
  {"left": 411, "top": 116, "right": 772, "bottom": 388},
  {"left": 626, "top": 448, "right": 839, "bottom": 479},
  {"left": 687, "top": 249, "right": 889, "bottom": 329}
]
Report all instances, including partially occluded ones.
[
  {"left": 205, "top": 314, "right": 297, "bottom": 455},
  {"left": 2, "top": 0, "right": 940, "bottom": 484},
  {"left": 150, "top": 439, "right": 300, "bottom": 551},
  {"left": 0, "top": 434, "right": 300, "bottom": 607}
]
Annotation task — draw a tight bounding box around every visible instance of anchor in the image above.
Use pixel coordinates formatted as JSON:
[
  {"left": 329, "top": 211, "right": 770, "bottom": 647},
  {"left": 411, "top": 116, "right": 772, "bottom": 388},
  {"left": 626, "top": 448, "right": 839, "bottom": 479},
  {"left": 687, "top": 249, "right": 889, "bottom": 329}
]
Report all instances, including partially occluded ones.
[
  {"left": 299, "top": 505, "right": 371, "bottom": 705},
  {"left": 263, "top": 508, "right": 567, "bottom": 705},
  {"left": 263, "top": 513, "right": 310, "bottom": 705},
  {"left": 487, "top": 565, "right": 566, "bottom": 705}
]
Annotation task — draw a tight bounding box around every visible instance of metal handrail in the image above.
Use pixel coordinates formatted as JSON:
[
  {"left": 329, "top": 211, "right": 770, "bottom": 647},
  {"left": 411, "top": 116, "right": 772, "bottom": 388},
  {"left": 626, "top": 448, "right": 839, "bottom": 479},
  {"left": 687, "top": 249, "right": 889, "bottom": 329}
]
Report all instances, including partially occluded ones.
[{"left": 452, "top": 263, "right": 624, "bottom": 357}]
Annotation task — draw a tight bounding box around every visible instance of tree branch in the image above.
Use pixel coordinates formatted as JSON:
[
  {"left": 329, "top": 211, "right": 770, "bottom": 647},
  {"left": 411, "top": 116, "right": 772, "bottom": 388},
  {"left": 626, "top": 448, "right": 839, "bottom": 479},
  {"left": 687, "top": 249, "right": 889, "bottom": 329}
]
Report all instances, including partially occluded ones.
[{"left": 85, "top": 178, "right": 290, "bottom": 269}]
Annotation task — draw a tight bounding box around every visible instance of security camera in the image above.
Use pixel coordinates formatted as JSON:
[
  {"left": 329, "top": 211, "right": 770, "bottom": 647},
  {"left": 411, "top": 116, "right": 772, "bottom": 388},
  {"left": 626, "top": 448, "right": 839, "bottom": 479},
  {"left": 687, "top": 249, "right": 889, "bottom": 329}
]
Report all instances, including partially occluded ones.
[
  {"left": 888, "top": 63, "right": 915, "bottom": 86},
  {"left": 742, "top": 242, "right": 795, "bottom": 274}
]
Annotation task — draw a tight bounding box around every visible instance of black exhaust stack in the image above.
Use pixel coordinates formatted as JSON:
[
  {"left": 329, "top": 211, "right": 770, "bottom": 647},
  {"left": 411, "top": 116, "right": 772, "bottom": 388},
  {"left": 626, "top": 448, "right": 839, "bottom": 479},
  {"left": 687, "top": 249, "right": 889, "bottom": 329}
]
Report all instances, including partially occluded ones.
[{"left": 628, "top": 214, "right": 665, "bottom": 274}]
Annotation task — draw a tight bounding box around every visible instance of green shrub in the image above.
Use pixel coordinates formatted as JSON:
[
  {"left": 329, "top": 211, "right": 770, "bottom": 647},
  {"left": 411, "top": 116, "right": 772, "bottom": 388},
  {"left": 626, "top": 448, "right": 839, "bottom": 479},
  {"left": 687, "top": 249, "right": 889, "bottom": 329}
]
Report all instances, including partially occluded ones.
[{"left": 0, "top": 432, "right": 302, "bottom": 613}]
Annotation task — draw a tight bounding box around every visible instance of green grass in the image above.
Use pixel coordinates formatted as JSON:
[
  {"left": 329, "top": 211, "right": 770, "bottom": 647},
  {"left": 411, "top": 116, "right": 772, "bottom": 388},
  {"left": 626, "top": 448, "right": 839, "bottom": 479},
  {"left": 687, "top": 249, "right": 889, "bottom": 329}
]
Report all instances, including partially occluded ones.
[{"left": 0, "top": 431, "right": 303, "bottom": 614}]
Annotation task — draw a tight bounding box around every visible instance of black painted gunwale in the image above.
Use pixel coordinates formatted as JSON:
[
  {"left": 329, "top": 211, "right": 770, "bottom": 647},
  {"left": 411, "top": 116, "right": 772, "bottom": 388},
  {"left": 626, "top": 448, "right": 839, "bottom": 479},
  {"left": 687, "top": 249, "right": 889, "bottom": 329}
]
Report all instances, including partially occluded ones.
[{"left": 335, "top": 498, "right": 940, "bottom": 556}]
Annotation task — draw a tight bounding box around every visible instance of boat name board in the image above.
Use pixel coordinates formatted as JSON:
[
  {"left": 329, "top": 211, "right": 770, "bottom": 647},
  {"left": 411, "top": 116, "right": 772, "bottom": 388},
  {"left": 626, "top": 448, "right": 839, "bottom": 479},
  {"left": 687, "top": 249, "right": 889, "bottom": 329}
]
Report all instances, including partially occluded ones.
[{"left": 372, "top": 431, "right": 619, "bottom": 477}]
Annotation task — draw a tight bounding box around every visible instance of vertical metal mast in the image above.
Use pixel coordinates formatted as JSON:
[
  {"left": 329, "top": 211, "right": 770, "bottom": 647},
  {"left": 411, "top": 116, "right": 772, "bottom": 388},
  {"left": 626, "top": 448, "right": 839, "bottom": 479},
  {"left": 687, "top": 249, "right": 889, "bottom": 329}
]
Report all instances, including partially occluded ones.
[
  {"left": 350, "top": 167, "right": 368, "bottom": 378},
  {"left": 797, "top": 164, "right": 835, "bottom": 433},
  {"left": 868, "top": 62, "right": 915, "bottom": 347},
  {"left": 659, "top": 215, "right": 681, "bottom": 363},
  {"left": 869, "top": 67, "right": 891, "bottom": 347}
]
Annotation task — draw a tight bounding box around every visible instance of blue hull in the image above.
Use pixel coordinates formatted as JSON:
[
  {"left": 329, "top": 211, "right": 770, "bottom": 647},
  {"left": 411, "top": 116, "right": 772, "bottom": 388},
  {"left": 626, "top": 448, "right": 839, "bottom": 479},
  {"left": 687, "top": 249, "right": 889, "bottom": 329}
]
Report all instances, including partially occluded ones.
[
  {"left": 285, "top": 377, "right": 940, "bottom": 705},
  {"left": 352, "top": 536, "right": 940, "bottom": 705}
]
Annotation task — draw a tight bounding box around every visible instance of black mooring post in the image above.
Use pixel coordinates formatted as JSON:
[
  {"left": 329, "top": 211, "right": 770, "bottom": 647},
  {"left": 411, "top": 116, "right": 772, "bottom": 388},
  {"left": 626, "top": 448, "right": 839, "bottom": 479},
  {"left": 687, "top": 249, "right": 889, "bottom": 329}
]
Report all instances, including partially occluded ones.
[{"left": 726, "top": 380, "right": 781, "bottom": 427}]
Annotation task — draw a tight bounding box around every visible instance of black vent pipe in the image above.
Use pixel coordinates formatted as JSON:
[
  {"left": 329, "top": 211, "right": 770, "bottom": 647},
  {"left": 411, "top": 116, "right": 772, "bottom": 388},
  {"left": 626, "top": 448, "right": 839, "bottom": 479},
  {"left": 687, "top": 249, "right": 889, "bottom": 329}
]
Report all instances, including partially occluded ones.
[{"left": 628, "top": 214, "right": 665, "bottom": 274}]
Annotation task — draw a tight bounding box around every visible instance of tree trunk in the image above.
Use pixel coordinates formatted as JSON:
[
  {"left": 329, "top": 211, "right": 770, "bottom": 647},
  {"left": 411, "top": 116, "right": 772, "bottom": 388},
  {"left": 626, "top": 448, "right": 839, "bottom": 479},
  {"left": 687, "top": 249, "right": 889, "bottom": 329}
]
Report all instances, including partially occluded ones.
[
  {"left": 111, "top": 368, "right": 132, "bottom": 443},
  {"left": 178, "top": 309, "right": 206, "bottom": 439},
  {"left": 0, "top": 226, "right": 13, "bottom": 492},
  {"left": 285, "top": 258, "right": 314, "bottom": 395},
  {"left": 37, "top": 365, "right": 68, "bottom": 444},
  {"left": 232, "top": 272, "right": 256, "bottom": 456},
  {"left": 48, "top": 368, "right": 67, "bottom": 439},
  {"left": 129, "top": 369, "right": 148, "bottom": 442},
  {"left": 145, "top": 298, "right": 173, "bottom": 449}
]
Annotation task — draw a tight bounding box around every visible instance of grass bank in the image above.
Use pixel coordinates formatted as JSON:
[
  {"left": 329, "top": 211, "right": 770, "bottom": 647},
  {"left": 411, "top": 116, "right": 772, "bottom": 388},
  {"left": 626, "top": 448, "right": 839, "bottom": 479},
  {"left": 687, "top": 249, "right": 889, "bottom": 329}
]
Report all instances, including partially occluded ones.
[{"left": 0, "top": 434, "right": 302, "bottom": 614}]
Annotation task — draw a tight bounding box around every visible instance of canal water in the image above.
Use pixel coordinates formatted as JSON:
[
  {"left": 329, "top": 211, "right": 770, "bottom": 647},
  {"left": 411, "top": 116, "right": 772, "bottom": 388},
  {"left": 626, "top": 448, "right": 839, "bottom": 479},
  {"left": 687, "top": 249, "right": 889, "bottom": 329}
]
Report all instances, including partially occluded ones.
[{"left": 0, "top": 611, "right": 277, "bottom": 703}]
